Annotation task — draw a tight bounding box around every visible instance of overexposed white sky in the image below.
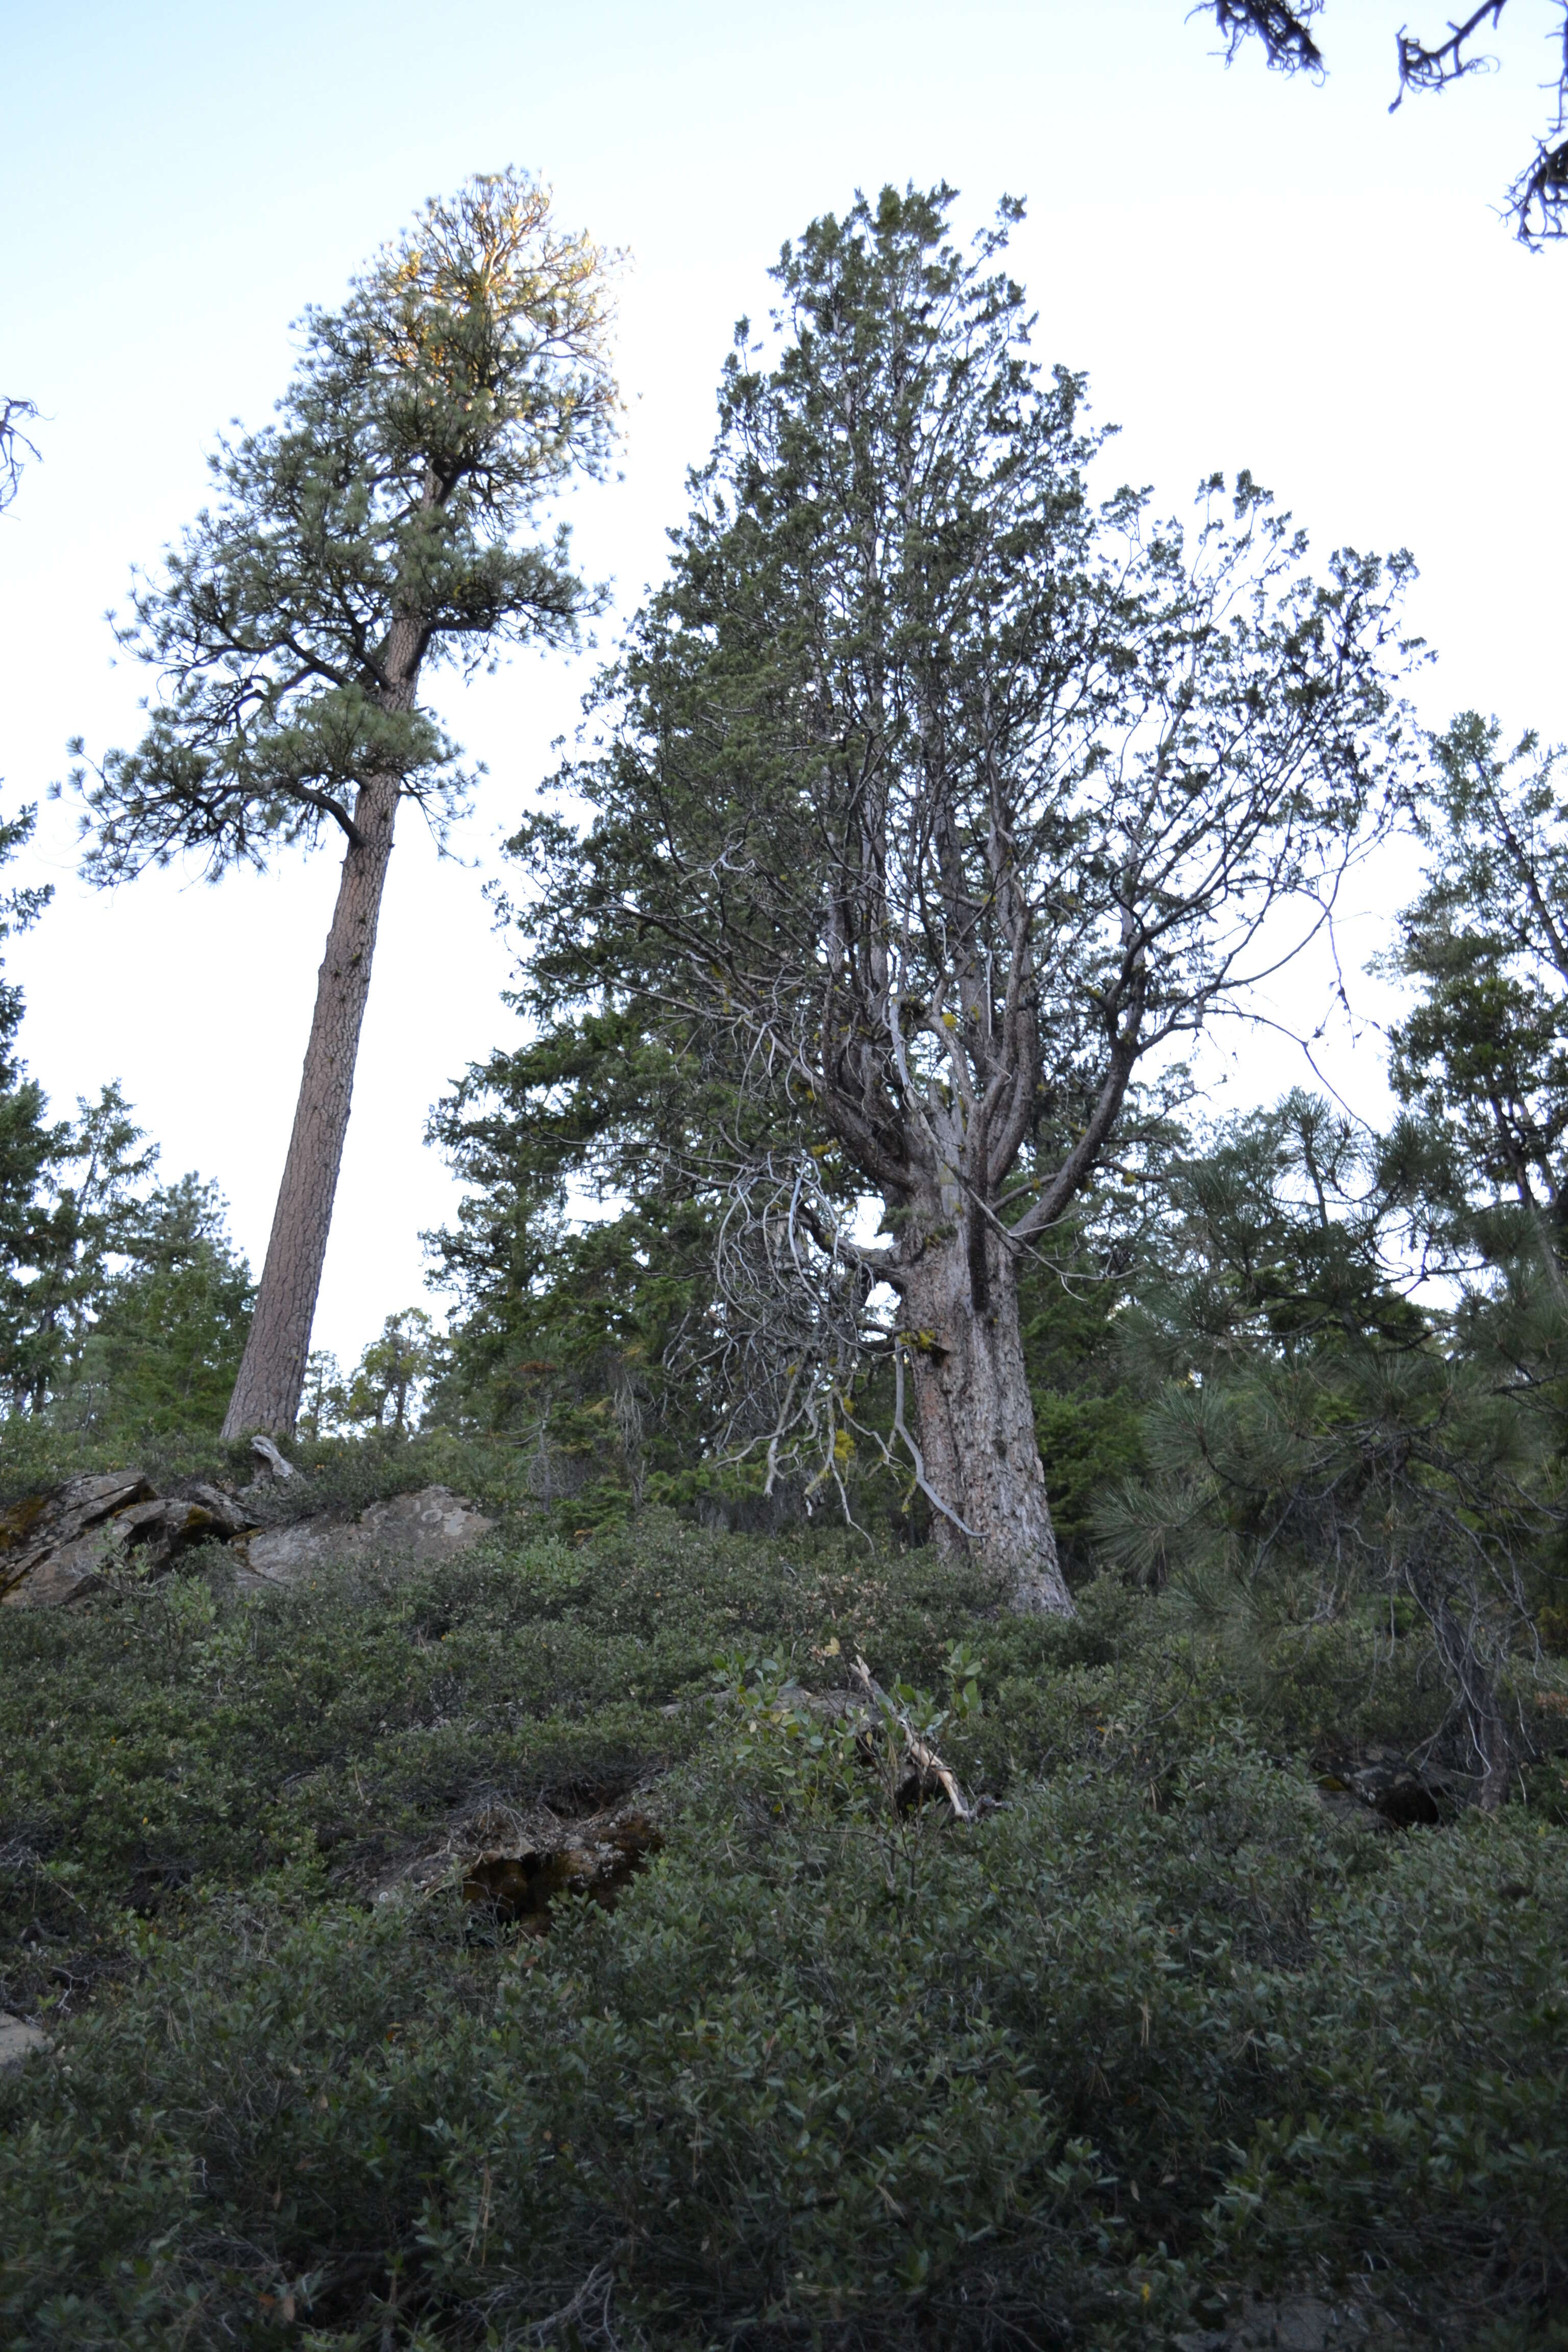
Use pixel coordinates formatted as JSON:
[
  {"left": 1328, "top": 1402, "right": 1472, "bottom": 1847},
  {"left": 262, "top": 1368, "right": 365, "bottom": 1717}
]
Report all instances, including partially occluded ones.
[{"left": 2, "top": 0, "right": 1565, "bottom": 1364}]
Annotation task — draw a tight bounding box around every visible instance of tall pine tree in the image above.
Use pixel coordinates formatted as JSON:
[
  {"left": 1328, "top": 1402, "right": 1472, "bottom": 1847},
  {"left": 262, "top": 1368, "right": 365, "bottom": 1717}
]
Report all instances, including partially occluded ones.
[{"left": 77, "top": 170, "right": 618, "bottom": 1438}]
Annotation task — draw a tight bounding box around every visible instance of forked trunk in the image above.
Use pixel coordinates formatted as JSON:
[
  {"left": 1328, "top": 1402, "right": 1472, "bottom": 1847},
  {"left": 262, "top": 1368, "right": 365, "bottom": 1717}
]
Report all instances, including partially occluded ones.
[
  {"left": 222, "top": 775, "right": 400, "bottom": 1437},
  {"left": 898, "top": 1210, "right": 1073, "bottom": 1615}
]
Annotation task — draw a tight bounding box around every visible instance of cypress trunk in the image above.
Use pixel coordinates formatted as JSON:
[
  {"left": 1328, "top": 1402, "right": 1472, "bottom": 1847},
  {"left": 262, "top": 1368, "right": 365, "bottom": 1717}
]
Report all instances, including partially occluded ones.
[
  {"left": 220, "top": 774, "right": 400, "bottom": 1437},
  {"left": 898, "top": 1208, "right": 1073, "bottom": 1616}
]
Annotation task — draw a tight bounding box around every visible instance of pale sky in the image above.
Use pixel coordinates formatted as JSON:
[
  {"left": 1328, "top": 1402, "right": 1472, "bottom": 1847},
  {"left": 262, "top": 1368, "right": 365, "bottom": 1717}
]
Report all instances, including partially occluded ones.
[{"left": 3, "top": 0, "right": 1565, "bottom": 1365}]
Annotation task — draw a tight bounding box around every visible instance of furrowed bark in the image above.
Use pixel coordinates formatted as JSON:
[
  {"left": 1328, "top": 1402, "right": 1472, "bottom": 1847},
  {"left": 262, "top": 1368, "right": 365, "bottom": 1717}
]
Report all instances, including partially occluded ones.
[
  {"left": 221, "top": 772, "right": 400, "bottom": 1437},
  {"left": 897, "top": 1208, "right": 1072, "bottom": 1617}
]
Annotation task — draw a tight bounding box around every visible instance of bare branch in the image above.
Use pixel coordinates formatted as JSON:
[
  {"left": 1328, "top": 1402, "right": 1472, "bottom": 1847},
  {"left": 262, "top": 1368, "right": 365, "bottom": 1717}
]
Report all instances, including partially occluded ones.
[
  {"left": 1195, "top": 0, "right": 1568, "bottom": 248},
  {"left": 0, "top": 398, "right": 41, "bottom": 514},
  {"left": 1393, "top": 1, "right": 1509, "bottom": 101},
  {"left": 1197, "top": 0, "right": 1327, "bottom": 72}
]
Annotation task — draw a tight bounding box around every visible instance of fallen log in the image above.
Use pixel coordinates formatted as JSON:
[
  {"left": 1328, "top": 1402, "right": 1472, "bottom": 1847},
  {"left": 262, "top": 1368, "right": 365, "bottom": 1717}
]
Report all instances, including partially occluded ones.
[{"left": 850, "top": 1654, "right": 975, "bottom": 1822}]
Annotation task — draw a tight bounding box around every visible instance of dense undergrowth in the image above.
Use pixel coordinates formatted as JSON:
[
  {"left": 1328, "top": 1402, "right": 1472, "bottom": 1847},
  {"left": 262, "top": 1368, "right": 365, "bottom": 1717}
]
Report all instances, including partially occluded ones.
[{"left": 3, "top": 1467, "right": 1567, "bottom": 2350}]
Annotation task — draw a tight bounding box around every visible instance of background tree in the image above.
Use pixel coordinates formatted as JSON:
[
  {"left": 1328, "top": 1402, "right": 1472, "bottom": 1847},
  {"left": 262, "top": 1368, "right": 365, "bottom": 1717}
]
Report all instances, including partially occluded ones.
[
  {"left": 2, "top": 1083, "right": 153, "bottom": 1418},
  {"left": 0, "top": 805, "right": 67, "bottom": 1413},
  {"left": 1094, "top": 704, "right": 1568, "bottom": 1797},
  {"left": 1099, "top": 1091, "right": 1552, "bottom": 1807},
  {"left": 328, "top": 1307, "right": 436, "bottom": 1436},
  {"left": 75, "top": 169, "right": 618, "bottom": 1441},
  {"left": 1194, "top": 2, "right": 1568, "bottom": 244},
  {"left": 1386, "top": 713, "right": 1568, "bottom": 1297},
  {"left": 52, "top": 1174, "right": 254, "bottom": 1441},
  {"left": 426, "top": 991, "right": 765, "bottom": 1512},
  {"left": 295, "top": 1349, "right": 343, "bottom": 1442},
  {"left": 502, "top": 185, "right": 1414, "bottom": 1614},
  {"left": 1373, "top": 709, "right": 1568, "bottom": 1565},
  {"left": 0, "top": 399, "right": 60, "bottom": 1399},
  {"left": 0, "top": 1049, "right": 256, "bottom": 1441}
]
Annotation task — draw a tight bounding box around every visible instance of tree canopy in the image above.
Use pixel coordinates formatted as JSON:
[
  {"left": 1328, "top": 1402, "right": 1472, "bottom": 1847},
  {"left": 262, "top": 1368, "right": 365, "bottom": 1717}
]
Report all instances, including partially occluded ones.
[{"left": 76, "top": 172, "right": 617, "bottom": 882}]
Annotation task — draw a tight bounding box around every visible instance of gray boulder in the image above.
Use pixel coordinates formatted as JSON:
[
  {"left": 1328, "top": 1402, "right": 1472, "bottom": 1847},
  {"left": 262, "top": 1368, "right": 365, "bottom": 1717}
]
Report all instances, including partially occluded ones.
[
  {"left": 0, "top": 2011, "right": 51, "bottom": 2070},
  {"left": 0, "top": 1471, "right": 492, "bottom": 1606},
  {"left": 238, "top": 1486, "right": 494, "bottom": 1587}
]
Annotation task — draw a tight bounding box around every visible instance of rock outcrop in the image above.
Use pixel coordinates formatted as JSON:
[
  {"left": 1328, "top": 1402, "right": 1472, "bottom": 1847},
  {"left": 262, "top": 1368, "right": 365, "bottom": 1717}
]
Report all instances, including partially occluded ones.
[
  {"left": 0, "top": 2011, "right": 51, "bottom": 2070},
  {"left": 1315, "top": 1742, "right": 1453, "bottom": 1829},
  {"left": 1, "top": 1475, "right": 493, "bottom": 1607},
  {"left": 236, "top": 1486, "right": 494, "bottom": 1587},
  {"left": 0, "top": 1475, "right": 257, "bottom": 1608}
]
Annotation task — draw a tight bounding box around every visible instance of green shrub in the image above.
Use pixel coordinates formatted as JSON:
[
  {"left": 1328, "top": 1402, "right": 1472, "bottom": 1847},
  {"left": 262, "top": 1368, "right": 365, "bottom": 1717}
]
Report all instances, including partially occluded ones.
[{"left": 3, "top": 1503, "right": 1565, "bottom": 2346}]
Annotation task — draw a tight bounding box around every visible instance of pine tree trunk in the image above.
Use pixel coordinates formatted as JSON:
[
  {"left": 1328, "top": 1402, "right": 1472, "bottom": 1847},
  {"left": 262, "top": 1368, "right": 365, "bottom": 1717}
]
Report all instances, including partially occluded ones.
[
  {"left": 221, "top": 774, "right": 400, "bottom": 1437},
  {"left": 898, "top": 1210, "right": 1073, "bottom": 1616}
]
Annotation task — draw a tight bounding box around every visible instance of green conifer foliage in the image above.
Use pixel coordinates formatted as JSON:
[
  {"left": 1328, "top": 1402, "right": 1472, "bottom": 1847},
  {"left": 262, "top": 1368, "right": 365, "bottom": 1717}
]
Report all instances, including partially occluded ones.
[
  {"left": 330, "top": 1309, "right": 437, "bottom": 1436},
  {"left": 55, "top": 1175, "right": 254, "bottom": 1441},
  {"left": 1387, "top": 713, "right": 1568, "bottom": 1292},
  {"left": 1098, "top": 1093, "right": 1548, "bottom": 1804},
  {"left": 0, "top": 802, "right": 70, "bottom": 1414}
]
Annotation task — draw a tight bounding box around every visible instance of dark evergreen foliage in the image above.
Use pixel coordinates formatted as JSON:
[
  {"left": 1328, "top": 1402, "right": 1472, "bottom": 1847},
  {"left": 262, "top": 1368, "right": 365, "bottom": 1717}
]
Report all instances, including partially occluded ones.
[
  {"left": 0, "top": 802, "right": 66, "bottom": 1411},
  {"left": 0, "top": 816, "right": 252, "bottom": 1449},
  {"left": 73, "top": 176, "right": 617, "bottom": 884},
  {"left": 52, "top": 1174, "right": 254, "bottom": 1441}
]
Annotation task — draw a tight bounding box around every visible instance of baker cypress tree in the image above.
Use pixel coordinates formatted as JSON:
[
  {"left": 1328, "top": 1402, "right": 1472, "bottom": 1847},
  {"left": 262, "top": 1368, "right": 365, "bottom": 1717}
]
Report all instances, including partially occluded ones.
[
  {"left": 76, "top": 170, "right": 618, "bottom": 1437},
  {"left": 503, "top": 185, "right": 1414, "bottom": 1613}
]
